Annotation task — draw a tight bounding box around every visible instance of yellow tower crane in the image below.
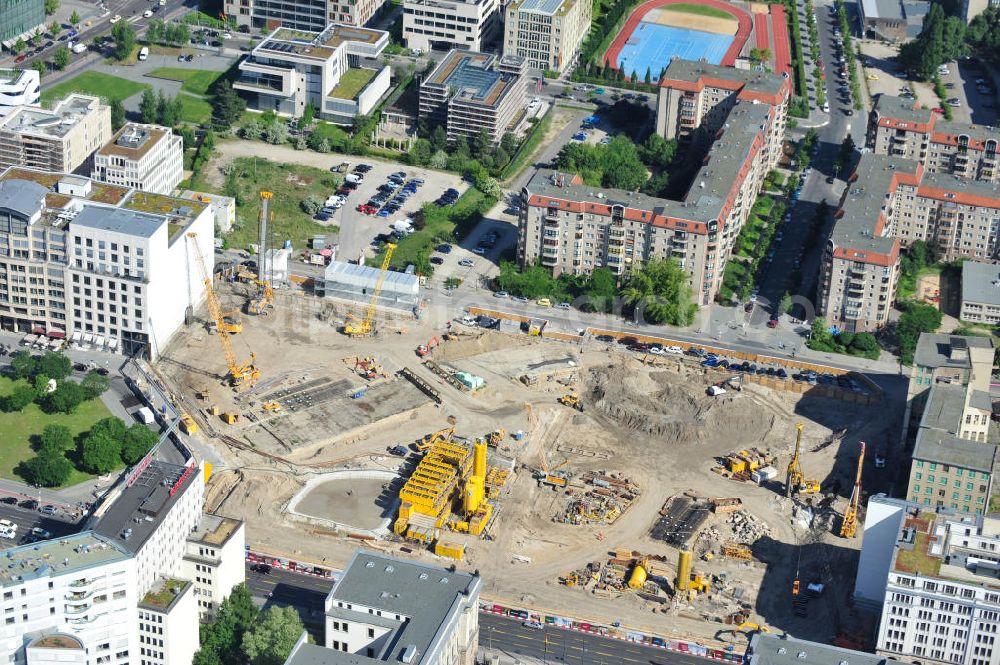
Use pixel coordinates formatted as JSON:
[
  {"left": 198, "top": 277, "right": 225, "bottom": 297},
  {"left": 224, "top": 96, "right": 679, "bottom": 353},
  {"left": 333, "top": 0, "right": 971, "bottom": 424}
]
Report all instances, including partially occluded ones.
[
  {"left": 840, "top": 440, "right": 866, "bottom": 538},
  {"left": 344, "top": 243, "right": 396, "bottom": 337},
  {"left": 187, "top": 232, "right": 260, "bottom": 387},
  {"left": 247, "top": 191, "right": 274, "bottom": 316},
  {"left": 785, "top": 422, "right": 820, "bottom": 496}
]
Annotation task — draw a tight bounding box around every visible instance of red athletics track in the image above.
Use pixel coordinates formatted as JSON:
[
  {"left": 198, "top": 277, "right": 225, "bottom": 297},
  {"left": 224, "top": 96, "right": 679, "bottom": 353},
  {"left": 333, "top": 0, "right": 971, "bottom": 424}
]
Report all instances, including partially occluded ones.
[
  {"left": 754, "top": 12, "right": 769, "bottom": 51},
  {"left": 768, "top": 2, "right": 792, "bottom": 77},
  {"left": 604, "top": 0, "right": 752, "bottom": 72}
]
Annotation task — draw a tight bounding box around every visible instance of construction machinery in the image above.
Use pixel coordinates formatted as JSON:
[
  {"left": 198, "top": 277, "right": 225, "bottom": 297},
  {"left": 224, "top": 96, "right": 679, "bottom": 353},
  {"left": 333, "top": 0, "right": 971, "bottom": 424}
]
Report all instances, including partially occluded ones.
[
  {"left": 262, "top": 401, "right": 282, "bottom": 412},
  {"left": 558, "top": 393, "right": 584, "bottom": 411},
  {"left": 179, "top": 413, "right": 198, "bottom": 435},
  {"left": 839, "top": 441, "right": 866, "bottom": 538},
  {"left": 343, "top": 243, "right": 396, "bottom": 337},
  {"left": 187, "top": 233, "right": 261, "bottom": 387},
  {"left": 785, "top": 422, "right": 820, "bottom": 496},
  {"left": 354, "top": 356, "right": 385, "bottom": 380},
  {"left": 723, "top": 449, "right": 772, "bottom": 476},
  {"left": 415, "top": 427, "right": 455, "bottom": 452},
  {"left": 533, "top": 441, "right": 569, "bottom": 488},
  {"left": 416, "top": 337, "right": 438, "bottom": 357},
  {"left": 486, "top": 428, "right": 506, "bottom": 447},
  {"left": 674, "top": 550, "right": 710, "bottom": 594},
  {"left": 714, "top": 622, "right": 771, "bottom": 643},
  {"left": 721, "top": 543, "right": 753, "bottom": 560},
  {"left": 212, "top": 313, "right": 243, "bottom": 335},
  {"left": 247, "top": 192, "right": 275, "bottom": 316}
]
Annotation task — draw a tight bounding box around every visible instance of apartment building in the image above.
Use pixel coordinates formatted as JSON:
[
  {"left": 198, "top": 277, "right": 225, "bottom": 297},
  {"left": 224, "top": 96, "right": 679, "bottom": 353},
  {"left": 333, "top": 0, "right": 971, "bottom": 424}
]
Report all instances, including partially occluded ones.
[
  {"left": 960, "top": 260, "right": 1000, "bottom": 324},
  {"left": 181, "top": 514, "right": 246, "bottom": 618},
  {"left": 818, "top": 154, "right": 1000, "bottom": 332},
  {"left": 224, "top": 0, "right": 389, "bottom": 31},
  {"left": 747, "top": 633, "right": 904, "bottom": 665},
  {"left": 235, "top": 24, "right": 390, "bottom": 125},
  {"left": 283, "top": 550, "right": 481, "bottom": 665},
  {"left": 502, "top": 0, "right": 591, "bottom": 73},
  {"left": 868, "top": 95, "right": 999, "bottom": 184},
  {"left": 92, "top": 124, "right": 184, "bottom": 195},
  {"left": 419, "top": 50, "right": 527, "bottom": 144},
  {"left": 0, "top": 0, "right": 45, "bottom": 47},
  {"left": 0, "top": 167, "right": 215, "bottom": 359},
  {"left": 854, "top": 495, "right": 1000, "bottom": 665},
  {"left": 0, "top": 533, "right": 136, "bottom": 665},
  {"left": 403, "top": 0, "right": 499, "bottom": 51},
  {"left": 518, "top": 86, "right": 785, "bottom": 305},
  {"left": 0, "top": 95, "right": 111, "bottom": 174},
  {"left": 137, "top": 578, "right": 198, "bottom": 665},
  {"left": 0, "top": 69, "right": 40, "bottom": 113}
]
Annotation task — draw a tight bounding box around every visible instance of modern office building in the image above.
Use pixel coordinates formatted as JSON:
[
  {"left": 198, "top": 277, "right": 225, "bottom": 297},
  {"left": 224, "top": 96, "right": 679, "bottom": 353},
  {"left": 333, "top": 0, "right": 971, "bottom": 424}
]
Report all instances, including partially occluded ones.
[
  {"left": 960, "top": 260, "right": 1000, "bottom": 324},
  {"left": 854, "top": 495, "right": 1000, "bottom": 665},
  {"left": 419, "top": 49, "right": 527, "bottom": 144},
  {"left": 0, "top": 166, "right": 215, "bottom": 360},
  {"left": 0, "top": 95, "right": 111, "bottom": 174},
  {"left": 818, "top": 154, "right": 1000, "bottom": 332},
  {"left": 0, "top": 69, "right": 40, "bottom": 113},
  {"left": 502, "top": 0, "right": 591, "bottom": 73},
  {"left": 867, "top": 95, "right": 999, "bottom": 184},
  {"left": 402, "top": 0, "right": 500, "bottom": 52},
  {"left": 283, "top": 550, "right": 481, "bottom": 665},
  {"left": 0, "top": 0, "right": 45, "bottom": 48},
  {"left": 181, "top": 514, "right": 247, "bottom": 618},
  {"left": 235, "top": 24, "right": 391, "bottom": 125},
  {"left": 224, "top": 0, "right": 390, "bottom": 34},
  {"left": 92, "top": 124, "right": 184, "bottom": 195},
  {"left": 137, "top": 578, "right": 199, "bottom": 665},
  {"left": 518, "top": 67, "right": 787, "bottom": 306}
]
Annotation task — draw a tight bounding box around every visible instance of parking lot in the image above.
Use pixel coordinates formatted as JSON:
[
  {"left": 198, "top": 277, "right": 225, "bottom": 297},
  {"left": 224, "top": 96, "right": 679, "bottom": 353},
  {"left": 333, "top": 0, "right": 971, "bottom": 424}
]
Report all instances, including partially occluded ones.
[
  {"left": 0, "top": 499, "right": 82, "bottom": 548},
  {"left": 332, "top": 161, "right": 467, "bottom": 265}
]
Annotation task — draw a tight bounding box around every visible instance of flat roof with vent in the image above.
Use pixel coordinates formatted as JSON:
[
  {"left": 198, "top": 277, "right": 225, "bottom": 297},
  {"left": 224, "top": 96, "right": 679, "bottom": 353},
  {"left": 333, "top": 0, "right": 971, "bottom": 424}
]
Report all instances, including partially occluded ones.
[
  {"left": 962, "top": 260, "right": 1000, "bottom": 307},
  {"left": 97, "top": 123, "right": 168, "bottom": 161},
  {"left": 0, "top": 94, "right": 101, "bottom": 139},
  {"left": 748, "top": 633, "right": 903, "bottom": 665},
  {"left": 0, "top": 532, "right": 130, "bottom": 586}
]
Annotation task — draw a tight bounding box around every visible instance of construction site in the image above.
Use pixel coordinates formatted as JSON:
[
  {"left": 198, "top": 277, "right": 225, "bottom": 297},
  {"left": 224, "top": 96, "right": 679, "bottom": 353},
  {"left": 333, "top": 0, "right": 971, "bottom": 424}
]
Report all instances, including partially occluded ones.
[{"left": 153, "top": 196, "right": 900, "bottom": 647}]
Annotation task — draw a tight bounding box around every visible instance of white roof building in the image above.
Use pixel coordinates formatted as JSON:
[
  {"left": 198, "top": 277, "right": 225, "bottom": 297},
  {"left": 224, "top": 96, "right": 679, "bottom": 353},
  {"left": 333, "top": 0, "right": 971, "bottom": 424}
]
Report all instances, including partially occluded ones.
[{"left": 317, "top": 260, "right": 419, "bottom": 310}]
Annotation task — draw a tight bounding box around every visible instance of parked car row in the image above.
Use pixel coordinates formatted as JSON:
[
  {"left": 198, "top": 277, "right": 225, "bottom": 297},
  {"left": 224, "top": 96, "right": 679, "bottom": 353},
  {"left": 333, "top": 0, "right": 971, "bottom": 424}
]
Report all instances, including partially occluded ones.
[{"left": 436, "top": 188, "right": 459, "bottom": 207}]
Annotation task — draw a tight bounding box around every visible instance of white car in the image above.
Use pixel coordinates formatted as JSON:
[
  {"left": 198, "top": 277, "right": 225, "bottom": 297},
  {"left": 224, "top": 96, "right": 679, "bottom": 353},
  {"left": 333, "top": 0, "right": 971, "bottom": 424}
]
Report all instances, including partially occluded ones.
[
  {"left": 110, "top": 14, "right": 121, "bottom": 23},
  {"left": 0, "top": 520, "right": 16, "bottom": 539},
  {"left": 222, "top": 32, "right": 232, "bottom": 39},
  {"left": 666, "top": 345, "right": 683, "bottom": 354},
  {"left": 556, "top": 302, "right": 571, "bottom": 309},
  {"left": 649, "top": 346, "right": 666, "bottom": 355},
  {"left": 458, "top": 259, "right": 475, "bottom": 267},
  {"left": 143, "top": 9, "right": 152, "bottom": 17},
  {"left": 459, "top": 316, "right": 477, "bottom": 327}
]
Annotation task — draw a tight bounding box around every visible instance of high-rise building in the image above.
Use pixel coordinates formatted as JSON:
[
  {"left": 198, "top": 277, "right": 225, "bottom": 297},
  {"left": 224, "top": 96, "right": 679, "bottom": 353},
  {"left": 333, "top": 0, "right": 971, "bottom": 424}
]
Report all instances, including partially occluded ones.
[
  {"left": 0, "top": 95, "right": 111, "bottom": 174},
  {"left": 92, "top": 124, "right": 184, "bottom": 195},
  {"left": 0, "top": 0, "right": 45, "bottom": 47},
  {"left": 502, "top": 0, "right": 591, "bottom": 73},
  {"left": 283, "top": 550, "right": 481, "bottom": 665},
  {"left": 181, "top": 514, "right": 247, "bottom": 619},
  {"left": 402, "top": 0, "right": 500, "bottom": 52}
]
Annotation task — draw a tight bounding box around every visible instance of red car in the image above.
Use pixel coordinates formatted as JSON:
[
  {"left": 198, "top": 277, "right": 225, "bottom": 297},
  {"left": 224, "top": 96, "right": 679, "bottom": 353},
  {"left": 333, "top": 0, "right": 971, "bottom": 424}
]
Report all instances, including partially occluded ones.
[
  {"left": 14, "top": 55, "right": 26, "bottom": 63},
  {"left": 932, "top": 107, "right": 944, "bottom": 114}
]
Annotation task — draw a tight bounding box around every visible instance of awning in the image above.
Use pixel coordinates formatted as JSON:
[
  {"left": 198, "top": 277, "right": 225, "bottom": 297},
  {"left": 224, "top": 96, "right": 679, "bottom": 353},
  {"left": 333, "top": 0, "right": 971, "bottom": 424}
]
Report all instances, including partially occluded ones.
[
  {"left": 48, "top": 329, "right": 66, "bottom": 339},
  {"left": 31, "top": 326, "right": 45, "bottom": 335}
]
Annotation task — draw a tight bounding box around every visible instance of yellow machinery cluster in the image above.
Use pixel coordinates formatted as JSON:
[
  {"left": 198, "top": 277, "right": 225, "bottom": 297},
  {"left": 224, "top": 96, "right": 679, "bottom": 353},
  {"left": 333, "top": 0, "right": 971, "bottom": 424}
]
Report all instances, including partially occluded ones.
[
  {"left": 344, "top": 243, "right": 396, "bottom": 337},
  {"left": 394, "top": 437, "right": 495, "bottom": 538},
  {"left": 674, "top": 550, "right": 710, "bottom": 595},
  {"left": 785, "top": 423, "right": 821, "bottom": 496},
  {"left": 723, "top": 448, "right": 773, "bottom": 476}
]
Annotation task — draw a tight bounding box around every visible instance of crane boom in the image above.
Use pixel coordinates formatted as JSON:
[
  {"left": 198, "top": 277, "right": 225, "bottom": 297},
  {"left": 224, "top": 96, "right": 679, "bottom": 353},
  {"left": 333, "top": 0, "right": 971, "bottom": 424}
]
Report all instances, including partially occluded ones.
[
  {"left": 344, "top": 243, "right": 396, "bottom": 336},
  {"left": 839, "top": 441, "right": 865, "bottom": 538},
  {"left": 187, "top": 232, "right": 260, "bottom": 386}
]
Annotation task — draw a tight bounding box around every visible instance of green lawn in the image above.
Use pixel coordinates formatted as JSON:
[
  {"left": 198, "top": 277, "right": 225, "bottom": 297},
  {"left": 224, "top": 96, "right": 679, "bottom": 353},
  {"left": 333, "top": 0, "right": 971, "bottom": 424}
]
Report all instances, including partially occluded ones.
[
  {"left": 330, "top": 68, "right": 377, "bottom": 100},
  {"left": 40, "top": 71, "right": 150, "bottom": 105},
  {"left": 662, "top": 2, "right": 734, "bottom": 19},
  {"left": 0, "top": 376, "right": 115, "bottom": 487},
  {"left": 222, "top": 157, "right": 341, "bottom": 251},
  {"left": 177, "top": 93, "right": 213, "bottom": 124},
  {"left": 147, "top": 67, "right": 225, "bottom": 96}
]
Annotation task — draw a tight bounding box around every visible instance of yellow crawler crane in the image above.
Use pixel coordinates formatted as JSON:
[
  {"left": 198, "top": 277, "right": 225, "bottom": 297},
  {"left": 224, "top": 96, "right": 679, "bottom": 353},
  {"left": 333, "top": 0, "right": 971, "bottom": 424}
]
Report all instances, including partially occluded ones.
[
  {"left": 344, "top": 243, "right": 396, "bottom": 337},
  {"left": 839, "top": 441, "right": 865, "bottom": 538},
  {"left": 785, "top": 422, "right": 820, "bottom": 496}
]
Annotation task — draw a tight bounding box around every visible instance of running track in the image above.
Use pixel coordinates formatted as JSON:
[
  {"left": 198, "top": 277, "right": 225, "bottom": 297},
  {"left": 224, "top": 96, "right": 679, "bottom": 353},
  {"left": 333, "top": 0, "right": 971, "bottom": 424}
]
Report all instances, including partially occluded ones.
[
  {"left": 768, "top": 2, "right": 792, "bottom": 78},
  {"left": 604, "top": 0, "right": 751, "bottom": 73},
  {"left": 754, "top": 12, "right": 769, "bottom": 52}
]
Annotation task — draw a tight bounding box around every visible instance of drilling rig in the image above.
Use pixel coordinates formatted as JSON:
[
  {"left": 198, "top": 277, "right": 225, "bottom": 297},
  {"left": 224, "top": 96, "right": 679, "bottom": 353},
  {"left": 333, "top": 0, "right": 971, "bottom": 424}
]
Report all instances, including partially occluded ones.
[
  {"left": 839, "top": 441, "right": 865, "bottom": 538},
  {"left": 247, "top": 191, "right": 274, "bottom": 316},
  {"left": 785, "top": 422, "right": 820, "bottom": 497}
]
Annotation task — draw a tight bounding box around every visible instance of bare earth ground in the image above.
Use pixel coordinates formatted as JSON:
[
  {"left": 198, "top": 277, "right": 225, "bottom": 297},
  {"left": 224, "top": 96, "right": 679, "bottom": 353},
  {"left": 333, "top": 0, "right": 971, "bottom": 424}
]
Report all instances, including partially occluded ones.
[
  {"left": 161, "top": 283, "right": 898, "bottom": 645},
  {"left": 646, "top": 9, "right": 739, "bottom": 34}
]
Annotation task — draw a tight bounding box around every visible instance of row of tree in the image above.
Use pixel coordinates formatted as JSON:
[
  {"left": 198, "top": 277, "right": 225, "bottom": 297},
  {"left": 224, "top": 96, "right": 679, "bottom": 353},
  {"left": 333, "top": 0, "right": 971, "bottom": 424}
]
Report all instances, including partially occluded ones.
[
  {"left": 193, "top": 585, "right": 304, "bottom": 665},
  {"left": 140, "top": 88, "right": 186, "bottom": 127},
  {"left": 145, "top": 19, "right": 191, "bottom": 47},
  {"left": 4, "top": 352, "right": 108, "bottom": 416}
]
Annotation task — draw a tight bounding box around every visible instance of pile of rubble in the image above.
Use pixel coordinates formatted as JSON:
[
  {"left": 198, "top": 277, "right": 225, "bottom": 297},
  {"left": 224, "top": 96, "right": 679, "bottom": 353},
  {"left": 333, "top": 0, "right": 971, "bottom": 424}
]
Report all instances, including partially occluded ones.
[
  {"left": 727, "top": 510, "right": 772, "bottom": 543},
  {"left": 555, "top": 472, "right": 640, "bottom": 526}
]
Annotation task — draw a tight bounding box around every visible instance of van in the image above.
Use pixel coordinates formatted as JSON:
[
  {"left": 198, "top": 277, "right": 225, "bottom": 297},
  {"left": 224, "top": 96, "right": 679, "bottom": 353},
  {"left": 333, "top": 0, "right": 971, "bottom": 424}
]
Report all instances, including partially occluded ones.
[
  {"left": 72, "top": 42, "right": 87, "bottom": 54},
  {"left": 138, "top": 46, "right": 149, "bottom": 61},
  {"left": 345, "top": 173, "right": 362, "bottom": 184}
]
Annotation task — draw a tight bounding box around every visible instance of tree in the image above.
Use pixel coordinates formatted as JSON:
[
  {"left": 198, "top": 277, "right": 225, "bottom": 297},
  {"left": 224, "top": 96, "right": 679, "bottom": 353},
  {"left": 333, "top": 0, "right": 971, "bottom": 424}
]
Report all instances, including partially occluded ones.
[
  {"left": 898, "top": 301, "right": 943, "bottom": 363},
  {"left": 9, "top": 351, "right": 37, "bottom": 380},
  {"left": 32, "top": 60, "right": 46, "bottom": 77},
  {"left": 50, "top": 21, "right": 62, "bottom": 36},
  {"left": 242, "top": 606, "right": 305, "bottom": 665},
  {"left": 779, "top": 291, "right": 793, "bottom": 315},
  {"left": 110, "top": 98, "right": 126, "bottom": 131},
  {"left": 33, "top": 373, "right": 51, "bottom": 397},
  {"left": 620, "top": 259, "right": 695, "bottom": 326},
  {"left": 12, "top": 38, "right": 26, "bottom": 53},
  {"left": 43, "top": 381, "right": 86, "bottom": 414},
  {"left": 140, "top": 88, "right": 158, "bottom": 124},
  {"left": 81, "top": 371, "right": 110, "bottom": 400},
  {"left": 300, "top": 195, "right": 323, "bottom": 214},
  {"left": 3, "top": 384, "right": 36, "bottom": 412},
  {"left": 214, "top": 81, "right": 247, "bottom": 126},
  {"left": 640, "top": 133, "right": 677, "bottom": 168},
  {"left": 430, "top": 125, "right": 447, "bottom": 152},
  {"left": 429, "top": 149, "right": 448, "bottom": 169},
  {"left": 500, "top": 131, "right": 517, "bottom": 155},
  {"left": 53, "top": 46, "right": 70, "bottom": 70},
  {"left": 70, "top": 10, "right": 80, "bottom": 24},
  {"left": 579, "top": 267, "right": 618, "bottom": 312},
  {"left": 121, "top": 424, "right": 158, "bottom": 465},
  {"left": 301, "top": 101, "right": 315, "bottom": 126},
  {"left": 263, "top": 122, "right": 289, "bottom": 144},
  {"left": 44, "top": 0, "right": 58, "bottom": 14},
  {"left": 39, "top": 352, "right": 71, "bottom": 381},
  {"left": 644, "top": 66, "right": 652, "bottom": 84},
  {"left": 409, "top": 138, "right": 432, "bottom": 165},
  {"left": 473, "top": 128, "right": 492, "bottom": 159},
  {"left": 156, "top": 90, "right": 170, "bottom": 125},
  {"left": 111, "top": 21, "right": 136, "bottom": 61},
  {"left": 18, "top": 452, "right": 72, "bottom": 487},
  {"left": 749, "top": 47, "right": 772, "bottom": 63},
  {"left": 90, "top": 416, "right": 127, "bottom": 441},
  {"left": 39, "top": 424, "right": 73, "bottom": 455},
  {"left": 80, "top": 431, "right": 121, "bottom": 474}
]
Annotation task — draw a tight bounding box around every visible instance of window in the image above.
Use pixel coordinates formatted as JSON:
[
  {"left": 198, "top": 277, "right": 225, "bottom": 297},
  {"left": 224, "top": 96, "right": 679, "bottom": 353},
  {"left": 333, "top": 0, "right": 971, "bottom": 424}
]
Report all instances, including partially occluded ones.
[{"left": 368, "top": 628, "right": 375, "bottom": 638}]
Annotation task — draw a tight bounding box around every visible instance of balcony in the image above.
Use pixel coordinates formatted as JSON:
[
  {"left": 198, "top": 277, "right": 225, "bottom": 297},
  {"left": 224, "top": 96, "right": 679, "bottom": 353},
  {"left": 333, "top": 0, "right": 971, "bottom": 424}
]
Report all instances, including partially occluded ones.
[{"left": 608, "top": 228, "right": 625, "bottom": 239}]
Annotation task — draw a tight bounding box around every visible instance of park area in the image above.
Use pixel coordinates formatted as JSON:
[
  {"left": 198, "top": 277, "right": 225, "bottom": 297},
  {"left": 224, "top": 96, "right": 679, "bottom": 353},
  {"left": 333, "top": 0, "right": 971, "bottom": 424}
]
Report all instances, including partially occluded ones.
[{"left": 40, "top": 71, "right": 149, "bottom": 106}]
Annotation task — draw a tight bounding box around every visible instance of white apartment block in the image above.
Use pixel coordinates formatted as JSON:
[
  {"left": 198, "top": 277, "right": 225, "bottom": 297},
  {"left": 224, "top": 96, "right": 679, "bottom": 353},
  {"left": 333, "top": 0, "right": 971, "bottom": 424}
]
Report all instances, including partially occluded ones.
[
  {"left": 855, "top": 496, "right": 1000, "bottom": 665},
  {"left": 402, "top": 0, "right": 500, "bottom": 52},
  {"left": 181, "top": 514, "right": 246, "bottom": 618},
  {"left": 235, "top": 24, "right": 390, "bottom": 125},
  {"left": 0, "top": 533, "right": 137, "bottom": 665},
  {"left": 137, "top": 578, "right": 199, "bottom": 665},
  {"left": 503, "top": 0, "right": 591, "bottom": 73},
  {"left": 92, "top": 124, "right": 183, "bottom": 196},
  {"left": 0, "top": 166, "right": 214, "bottom": 360},
  {"left": 0, "top": 95, "right": 111, "bottom": 174},
  {"left": 0, "top": 69, "right": 40, "bottom": 113},
  {"left": 284, "top": 551, "right": 481, "bottom": 665},
  {"left": 225, "top": 0, "right": 390, "bottom": 31}
]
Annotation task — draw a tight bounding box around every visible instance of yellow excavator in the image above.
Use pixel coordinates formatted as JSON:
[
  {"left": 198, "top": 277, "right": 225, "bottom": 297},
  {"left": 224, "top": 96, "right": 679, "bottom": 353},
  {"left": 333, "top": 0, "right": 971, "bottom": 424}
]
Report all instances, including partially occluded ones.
[
  {"left": 558, "top": 393, "right": 584, "bottom": 411},
  {"left": 344, "top": 243, "right": 396, "bottom": 337},
  {"left": 785, "top": 422, "right": 820, "bottom": 497},
  {"left": 188, "top": 232, "right": 260, "bottom": 387},
  {"left": 839, "top": 441, "right": 866, "bottom": 538},
  {"left": 715, "top": 622, "right": 771, "bottom": 643},
  {"left": 415, "top": 426, "right": 454, "bottom": 452}
]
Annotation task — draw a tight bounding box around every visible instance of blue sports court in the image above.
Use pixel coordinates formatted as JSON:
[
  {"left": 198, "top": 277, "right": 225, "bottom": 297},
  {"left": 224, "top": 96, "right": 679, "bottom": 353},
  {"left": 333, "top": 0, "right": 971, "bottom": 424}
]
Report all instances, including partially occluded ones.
[{"left": 615, "top": 23, "right": 734, "bottom": 77}]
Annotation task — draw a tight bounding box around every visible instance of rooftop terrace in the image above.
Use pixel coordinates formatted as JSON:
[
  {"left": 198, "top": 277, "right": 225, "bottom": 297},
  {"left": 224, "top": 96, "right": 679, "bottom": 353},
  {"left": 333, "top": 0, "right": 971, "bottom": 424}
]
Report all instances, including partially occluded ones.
[{"left": 139, "top": 577, "right": 190, "bottom": 612}]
